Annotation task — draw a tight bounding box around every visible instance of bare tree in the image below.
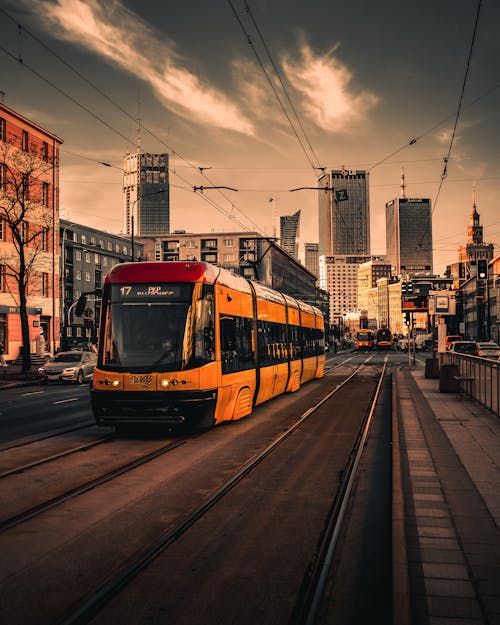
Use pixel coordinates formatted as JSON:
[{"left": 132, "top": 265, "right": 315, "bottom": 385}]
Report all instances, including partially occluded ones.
[{"left": 0, "top": 139, "right": 56, "bottom": 372}]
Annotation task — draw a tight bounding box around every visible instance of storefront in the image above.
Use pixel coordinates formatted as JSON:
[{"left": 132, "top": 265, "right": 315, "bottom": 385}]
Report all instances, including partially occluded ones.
[{"left": 0, "top": 305, "right": 44, "bottom": 361}]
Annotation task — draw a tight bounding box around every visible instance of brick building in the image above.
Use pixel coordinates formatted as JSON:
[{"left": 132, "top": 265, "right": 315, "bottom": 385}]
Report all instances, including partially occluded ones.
[{"left": 0, "top": 100, "right": 62, "bottom": 360}]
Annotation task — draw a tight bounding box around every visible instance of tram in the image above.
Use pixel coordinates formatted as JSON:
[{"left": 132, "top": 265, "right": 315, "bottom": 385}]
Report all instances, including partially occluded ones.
[
  {"left": 90, "top": 261, "right": 325, "bottom": 429},
  {"left": 376, "top": 328, "right": 393, "bottom": 350},
  {"left": 355, "top": 328, "right": 375, "bottom": 351}
]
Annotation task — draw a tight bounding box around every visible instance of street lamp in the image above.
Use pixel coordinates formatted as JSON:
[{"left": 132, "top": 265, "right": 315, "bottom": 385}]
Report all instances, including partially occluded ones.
[{"left": 130, "top": 188, "right": 168, "bottom": 261}]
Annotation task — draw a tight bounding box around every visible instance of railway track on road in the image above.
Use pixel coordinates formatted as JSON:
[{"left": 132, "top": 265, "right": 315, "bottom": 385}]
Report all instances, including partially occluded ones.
[{"left": 57, "top": 355, "right": 387, "bottom": 625}]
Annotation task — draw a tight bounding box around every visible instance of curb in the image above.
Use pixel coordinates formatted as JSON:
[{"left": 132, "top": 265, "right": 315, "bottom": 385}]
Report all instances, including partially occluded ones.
[{"left": 392, "top": 368, "right": 411, "bottom": 625}]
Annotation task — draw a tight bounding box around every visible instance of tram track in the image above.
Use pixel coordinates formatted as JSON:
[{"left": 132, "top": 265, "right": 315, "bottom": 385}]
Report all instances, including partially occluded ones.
[
  {"left": 57, "top": 355, "right": 385, "bottom": 625},
  {"left": 0, "top": 437, "right": 187, "bottom": 533}
]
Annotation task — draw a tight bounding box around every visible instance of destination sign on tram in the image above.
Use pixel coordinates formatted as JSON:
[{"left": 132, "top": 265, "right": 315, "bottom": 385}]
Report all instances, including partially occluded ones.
[{"left": 113, "top": 284, "right": 182, "bottom": 299}]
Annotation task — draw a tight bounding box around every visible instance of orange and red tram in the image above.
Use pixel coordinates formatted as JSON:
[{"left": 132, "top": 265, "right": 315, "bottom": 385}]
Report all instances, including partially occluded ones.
[
  {"left": 355, "top": 328, "right": 375, "bottom": 351},
  {"left": 91, "top": 261, "right": 325, "bottom": 429}
]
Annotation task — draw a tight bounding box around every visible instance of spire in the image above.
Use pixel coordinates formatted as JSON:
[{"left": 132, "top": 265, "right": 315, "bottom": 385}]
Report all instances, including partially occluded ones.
[{"left": 400, "top": 167, "right": 406, "bottom": 199}]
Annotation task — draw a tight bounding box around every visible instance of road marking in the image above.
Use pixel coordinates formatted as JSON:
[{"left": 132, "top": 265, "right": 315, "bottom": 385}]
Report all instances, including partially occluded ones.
[
  {"left": 53, "top": 398, "right": 79, "bottom": 405},
  {"left": 21, "top": 390, "right": 45, "bottom": 396}
]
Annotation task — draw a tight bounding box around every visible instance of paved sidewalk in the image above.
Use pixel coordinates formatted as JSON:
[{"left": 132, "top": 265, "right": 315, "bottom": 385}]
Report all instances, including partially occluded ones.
[{"left": 396, "top": 362, "right": 500, "bottom": 624}]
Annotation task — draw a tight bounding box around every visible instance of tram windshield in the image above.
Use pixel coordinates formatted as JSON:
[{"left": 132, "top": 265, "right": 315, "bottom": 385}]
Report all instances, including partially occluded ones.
[{"left": 100, "top": 282, "right": 215, "bottom": 372}]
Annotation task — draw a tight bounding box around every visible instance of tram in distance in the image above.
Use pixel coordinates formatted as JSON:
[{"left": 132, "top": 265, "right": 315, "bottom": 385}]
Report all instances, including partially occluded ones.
[
  {"left": 376, "top": 328, "right": 393, "bottom": 350},
  {"left": 355, "top": 328, "right": 375, "bottom": 351},
  {"left": 90, "top": 261, "right": 325, "bottom": 429}
]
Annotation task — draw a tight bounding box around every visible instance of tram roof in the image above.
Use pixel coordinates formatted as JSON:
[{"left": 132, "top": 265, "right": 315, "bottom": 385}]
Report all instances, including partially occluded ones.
[{"left": 104, "top": 261, "right": 252, "bottom": 293}]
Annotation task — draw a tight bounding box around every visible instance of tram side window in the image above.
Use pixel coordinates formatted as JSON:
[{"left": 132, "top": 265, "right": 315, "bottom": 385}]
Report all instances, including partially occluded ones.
[
  {"left": 220, "top": 315, "right": 254, "bottom": 374},
  {"left": 257, "top": 320, "right": 288, "bottom": 366}
]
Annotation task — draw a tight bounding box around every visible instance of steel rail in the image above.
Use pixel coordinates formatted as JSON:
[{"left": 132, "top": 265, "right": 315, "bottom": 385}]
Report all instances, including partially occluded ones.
[
  {"left": 0, "top": 438, "right": 187, "bottom": 533},
  {"left": 0, "top": 421, "right": 97, "bottom": 453},
  {"left": 0, "top": 435, "right": 114, "bottom": 479},
  {"left": 58, "top": 356, "right": 376, "bottom": 625},
  {"left": 294, "top": 355, "right": 389, "bottom": 625}
]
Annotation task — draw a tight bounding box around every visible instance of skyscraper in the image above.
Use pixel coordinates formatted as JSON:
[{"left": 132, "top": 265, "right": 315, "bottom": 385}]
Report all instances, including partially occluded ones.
[
  {"left": 280, "top": 210, "right": 300, "bottom": 258},
  {"left": 123, "top": 151, "right": 169, "bottom": 237},
  {"left": 318, "top": 169, "right": 370, "bottom": 256},
  {"left": 385, "top": 197, "right": 433, "bottom": 276}
]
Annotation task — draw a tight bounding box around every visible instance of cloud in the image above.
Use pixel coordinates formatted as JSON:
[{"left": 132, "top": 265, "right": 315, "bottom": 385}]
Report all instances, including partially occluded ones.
[
  {"left": 27, "top": 0, "right": 255, "bottom": 136},
  {"left": 282, "top": 41, "right": 379, "bottom": 132}
]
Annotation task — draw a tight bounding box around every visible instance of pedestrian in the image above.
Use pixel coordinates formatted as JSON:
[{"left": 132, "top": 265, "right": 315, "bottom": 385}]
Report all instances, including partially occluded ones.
[{"left": 0, "top": 341, "right": 8, "bottom": 367}]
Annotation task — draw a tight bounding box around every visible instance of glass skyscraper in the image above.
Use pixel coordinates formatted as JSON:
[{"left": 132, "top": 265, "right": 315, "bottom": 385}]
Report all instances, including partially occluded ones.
[
  {"left": 280, "top": 210, "right": 301, "bottom": 258},
  {"left": 123, "top": 151, "right": 170, "bottom": 236},
  {"left": 318, "top": 169, "right": 370, "bottom": 256},
  {"left": 385, "top": 197, "right": 433, "bottom": 276}
]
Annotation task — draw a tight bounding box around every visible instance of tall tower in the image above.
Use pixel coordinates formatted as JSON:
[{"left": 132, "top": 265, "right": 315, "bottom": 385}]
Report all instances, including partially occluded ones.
[
  {"left": 318, "top": 168, "right": 370, "bottom": 256},
  {"left": 280, "top": 210, "right": 300, "bottom": 258},
  {"left": 385, "top": 196, "right": 433, "bottom": 276},
  {"left": 123, "top": 151, "right": 170, "bottom": 237},
  {"left": 458, "top": 186, "right": 494, "bottom": 268}
]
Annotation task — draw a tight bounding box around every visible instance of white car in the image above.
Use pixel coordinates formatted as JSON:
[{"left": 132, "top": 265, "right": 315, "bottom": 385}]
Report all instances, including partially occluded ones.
[
  {"left": 477, "top": 342, "right": 500, "bottom": 360},
  {"left": 38, "top": 351, "right": 97, "bottom": 384}
]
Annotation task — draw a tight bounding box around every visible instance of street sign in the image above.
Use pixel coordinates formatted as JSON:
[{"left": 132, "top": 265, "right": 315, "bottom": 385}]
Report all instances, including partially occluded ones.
[{"left": 335, "top": 189, "right": 348, "bottom": 202}]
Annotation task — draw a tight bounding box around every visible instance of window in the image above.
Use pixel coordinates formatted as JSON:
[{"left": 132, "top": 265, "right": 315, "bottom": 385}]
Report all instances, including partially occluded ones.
[
  {"left": 85, "top": 271, "right": 91, "bottom": 282},
  {"left": 41, "top": 273, "right": 48, "bottom": 297},
  {"left": 115, "top": 243, "right": 120, "bottom": 252},
  {"left": 85, "top": 252, "right": 90, "bottom": 263},
  {"left": 122, "top": 246, "right": 128, "bottom": 255},
  {"left": 0, "top": 264, "right": 4, "bottom": 291},
  {"left": 90, "top": 237, "right": 96, "bottom": 246},
  {"left": 76, "top": 270, "right": 82, "bottom": 280},
  {"left": 42, "top": 182, "right": 49, "bottom": 206},
  {"left": 223, "top": 239, "right": 234, "bottom": 247},
  {"left": 94, "top": 253, "right": 100, "bottom": 264},
  {"left": 107, "top": 241, "right": 112, "bottom": 251},
  {"left": 0, "top": 162, "right": 5, "bottom": 189},
  {"left": 42, "top": 141, "right": 49, "bottom": 162},
  {"left": 81, "top": 234, "right": 87, "bottom": 244},
  {"left": 22, "top": 130, "right": 29, "bottom": 151},
  {"left": 75, "top": 250, "right": 82, "bottom": 261},
  {"left": 220, "top": 315, "right": 254, "bottom": 374},
  {"left": 0, "top": 117, "right": 5, "bottom": 142},
  {"left": 223, "top": 253, "right": 234, "bottom": 262},
  {"left": 41, "top": 227, "right": 48, "bottom": 251}
]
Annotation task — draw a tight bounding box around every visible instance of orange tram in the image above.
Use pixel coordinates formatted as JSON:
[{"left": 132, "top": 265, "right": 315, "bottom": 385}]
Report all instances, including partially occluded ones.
[
  {"left": 355, "top": 328, "right": 375, "bottom": 351},
  {"left": 91, "top": 261, "right": 325, "bottom": 429}
]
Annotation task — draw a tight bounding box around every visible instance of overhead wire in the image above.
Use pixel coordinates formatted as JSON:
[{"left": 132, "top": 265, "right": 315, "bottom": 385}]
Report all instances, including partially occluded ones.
[
  {"left": 0, "top": 7, "right": 267, "bottom": 237},
  {"left": 242, "top": 0, "right": 323, "bottom": 170},
  {"left": 226, "top": 0, "right": 320, "bottom": 172},
  {"left": 416, "top": 0, "right": 483, "bottom": 253}
]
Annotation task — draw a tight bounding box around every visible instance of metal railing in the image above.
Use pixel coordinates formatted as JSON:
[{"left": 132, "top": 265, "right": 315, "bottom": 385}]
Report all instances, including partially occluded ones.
[{"left": 444, "top": 353, "right": 500, "bottom": 417}]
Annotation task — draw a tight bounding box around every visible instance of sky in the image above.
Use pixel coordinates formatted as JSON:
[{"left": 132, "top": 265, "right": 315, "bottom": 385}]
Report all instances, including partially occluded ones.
[{"left": 0, "top": 0, "right": 499, "bottom": 274}]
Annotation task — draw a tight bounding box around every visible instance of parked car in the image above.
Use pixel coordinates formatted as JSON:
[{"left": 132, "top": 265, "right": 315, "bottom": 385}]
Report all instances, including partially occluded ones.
[
  {"left": 38, "top": 351, "right": 97, "bottom": 384},
  {"left": 448, "top": 341, "right": 479, "bottom": 356},
  {"left": 445, "top": 335, "right": 462, "bottom": 350},
  {"left": 477, "top": 341, "right": 500, "bottom": 360}
]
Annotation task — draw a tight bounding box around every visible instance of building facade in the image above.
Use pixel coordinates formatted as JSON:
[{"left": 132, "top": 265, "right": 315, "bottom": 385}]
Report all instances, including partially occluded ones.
[
  {"left": 318, "top": 169, "right": 370, "bottom": 257},
  {"left": 60, "top": 220, "right": 143, "bottom": 349},
  {"left": 279, "top": 210, "right": 300, "bottom": 259},
  {"left": 298, "top": 242, "right": 319, "bottom": 278},
  {"left": 319, "top": 254, "right": 373, "bottom": 324},
  {"left": 385, "top": 197, "right": 433, "bottom": 277},
  {"left": 357, "top": 259, "right": 392, "bottom": 313},
  {"left": 0, "top": 101, "right": 62, "bottom": 360},
  {"left": 123, "top": 151, "right": 169, "bottom": 239}
]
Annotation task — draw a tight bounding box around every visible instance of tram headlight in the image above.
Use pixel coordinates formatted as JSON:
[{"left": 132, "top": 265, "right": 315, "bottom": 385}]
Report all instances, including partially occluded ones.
[
  {"left": 161, "top": 379, "right": 169, "bottom": 387},
  {"left": 112, "top": 379, "right": 120, "bottom": 387}
]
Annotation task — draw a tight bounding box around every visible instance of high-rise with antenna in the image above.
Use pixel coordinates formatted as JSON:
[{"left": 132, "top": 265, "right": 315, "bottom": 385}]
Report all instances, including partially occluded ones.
[{"left": 385, "top": 171, "right": 433, "bottom": 277}]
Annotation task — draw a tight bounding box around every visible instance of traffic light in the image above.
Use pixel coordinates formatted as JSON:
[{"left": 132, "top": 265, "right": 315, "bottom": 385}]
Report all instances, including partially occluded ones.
[
  {"left": 477, "top": 259, "right": 488, "bottom": 280},
  {"left": 401, "top": 282, "right": 407, "bottom": 295},
  {"left": 404, "top": 312, "right": 411, "bottom": 326}
]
